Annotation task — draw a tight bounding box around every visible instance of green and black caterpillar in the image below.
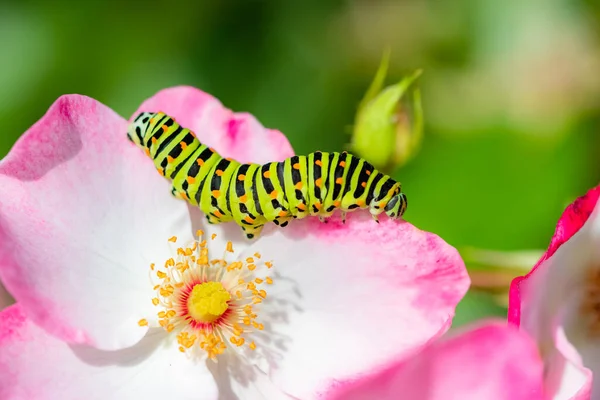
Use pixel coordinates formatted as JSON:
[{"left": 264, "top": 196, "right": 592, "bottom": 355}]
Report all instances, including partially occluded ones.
[{"left": 127, "top": 111, "right": 407, "bottom": 239}]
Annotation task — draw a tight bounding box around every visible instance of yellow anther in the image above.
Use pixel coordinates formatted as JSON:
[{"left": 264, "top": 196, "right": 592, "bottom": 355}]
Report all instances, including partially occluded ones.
[
  {"left": 175, "top": 282, "right": 184, "bottom": 288},
  {"left": 168, "top": 236, "right": 177, "bottom": 242},
  {"left": 265, "top": 276, "right": 273, "bottom": 284},
  {"left": 252, "top": 321, "right": 264, "bottom": 330},
  {"left": 265, "top": 261, "right": 273, "bottom": 268},
  {"left": 165, "top": 258, "right": 175, "bottom": 267},
  {"left": 158, "top": 311, "right": 167, "bottom": 318},
  {"left": 247, "top": 264, "right": 256, "bottom": 271},
  {"left": 226, "top": 241, "right": 234, "bottom": 253},
  {"left": 166, "top": 324, "right": 175, "bottom": 332},
  {"left": 150, "top": 263, "right": 155, "bottom": 270},
  {"left": 167, "top": 310, "right": 177, "bottom": 318},
  {"left": 153, "top": 284, "right": 160, "bottom": 290},
  {"left": 249, "top": 341, "right": 257, "bottom": 350},
  {"left": 254, "top": 278, "right": 263, "bottom": 284},
  {"left": 230, "top": 336, "right": 245, "bottom": 347},
  {"left": 246, "top": 257, "right": 254, "bottom": 263},
  {"left": 254, "top": 252, "right": 261, "bottom": 259},
  {"left": 176, "top": 262, "right": 189, "bottom": 273},
  {"left": 200, "top": 240, "right": 207, "bottom": 247},
  {"left": 227, "top": 261, "right": 242, "bottom": 272},
  {"left": 196, "top": 229, "right": 204, "bottom": 237},
  {"left": 179, "top": 346, "right": 185, "bottom": 353},
  {"left": 253, "top": 297, "right": 262, "bottom": 304},
  {"left": 177, "top": 248, "right": 185, "bottom": 255},
  {"left": 247, "top": 282, "right": 256, "bottom": 290},
  {"left": 243, "top": 317, "right": 251, "bottom": 325},
  {"left": 211, "top": 233, "right": 217, "bottom": 240},
  {"left": 138, "top": 319, "right": 148, "bottom": 327},
  {"left": 157, "top": 271, "right": 167, "bottom": 279},
  {"left": 243, "top": 305, "right": 253, "bottom": 314},
  {"left": 258, "top": 290, "right": 267, "bottom": 299},
  {"left": 238, "top": 278, "right": 245, "bottom": 285},
  {"left": 185, "top": 248, "right": 193, "bottom": 256},
  {"left": 236, "top": 290, "right": 242, "bottom": 299},
  {"left": 233, "top": 324, "right": 244, "bottom": 336},
  {"left": 159, "top": 319, "right": 168, "bottom": 327},
  {"left": 160, "top": 285, "right": 174, "bottom": 297},
  {"left": 152, "top": 298, "right": 160, "bottom": 306}
]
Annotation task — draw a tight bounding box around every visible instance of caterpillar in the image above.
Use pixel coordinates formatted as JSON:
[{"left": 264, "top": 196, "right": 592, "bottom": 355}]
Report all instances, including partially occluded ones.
[{"left": 127, "top": 111, "right": 407, "bottom": 239}]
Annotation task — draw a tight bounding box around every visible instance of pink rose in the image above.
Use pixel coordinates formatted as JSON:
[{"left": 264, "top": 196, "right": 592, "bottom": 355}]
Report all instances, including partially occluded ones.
[
  {"left": 0, "top": 87, "right": 469, "bottom": 399},
  {"left": 509, "top": 185, "right": 600, "bottom": 399}
]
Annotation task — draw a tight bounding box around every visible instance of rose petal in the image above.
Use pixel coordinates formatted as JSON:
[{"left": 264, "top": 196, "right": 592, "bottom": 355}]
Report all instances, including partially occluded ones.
[
  {"left": 241, "top": 212, "right": 469, "bottom": 399},
  {"left": 0, "top": 95, "right": 195, "bottom": 350},
  {"left": 0, "top": 304, "right": 219, "bottom": 400},
  {"left": 329, "top": 321, "right": 545, "bottom": 400},
  {"left": 132, "top": 86, "right": 295, "bottom": 164},
  {"left": 208, "top": 352, "right": 290, "bottom": 400},
  {"left": 508, "top": 185, "right": 600, "bottom": 399},
  {"left": 544, "top": 327, "right": 592, "bottom": 400},
  {"left": 509, "top": 185, "right": 600, "bottom": 325}
]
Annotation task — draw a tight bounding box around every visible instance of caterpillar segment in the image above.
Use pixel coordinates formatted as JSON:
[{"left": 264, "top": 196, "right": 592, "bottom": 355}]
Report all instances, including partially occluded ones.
[{"left": 128, "top": 111, "right": 408, "bottom": 239}]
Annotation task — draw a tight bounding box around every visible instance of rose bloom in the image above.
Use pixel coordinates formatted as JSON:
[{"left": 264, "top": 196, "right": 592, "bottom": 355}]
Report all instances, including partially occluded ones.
[
  {"left": 510, "top": 184, "right": 600, "bottom": 399},
  {"left": 0, "top": 87, "right": 469, "bottom": 399}
]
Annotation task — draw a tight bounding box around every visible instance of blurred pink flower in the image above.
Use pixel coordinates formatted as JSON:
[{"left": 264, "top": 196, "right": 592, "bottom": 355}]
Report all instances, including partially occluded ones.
[
  {"left": 509, "top": 185, "right": 600, "bottom": 399},
  {"left": 0, "top": 87, "right": 469, "bottom": 399},
  {"left": 329, "top": 320, "right": 545, "bottom": 400}
]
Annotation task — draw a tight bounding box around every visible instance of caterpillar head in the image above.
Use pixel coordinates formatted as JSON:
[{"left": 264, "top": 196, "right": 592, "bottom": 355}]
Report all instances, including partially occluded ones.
[
  {"left": 384, "top": 190, "right": 407, "bottom": 219},
  {"left": 127, "top": 112, "right": 157, "bottom": 148}
]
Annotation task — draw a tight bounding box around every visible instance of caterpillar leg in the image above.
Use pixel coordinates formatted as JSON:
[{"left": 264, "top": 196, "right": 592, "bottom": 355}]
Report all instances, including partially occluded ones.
[
  {"left": 372, "top": 214, "right": 380, "bottom": 223},
  {"left": 274, "top": 216, "right": 293, "bottom": 228},
  {"left": 242, "top": 224, "right": 264, "bottom": 240},
  {"left": 341, "top": 212, "right": 346, "bottom": 224}
]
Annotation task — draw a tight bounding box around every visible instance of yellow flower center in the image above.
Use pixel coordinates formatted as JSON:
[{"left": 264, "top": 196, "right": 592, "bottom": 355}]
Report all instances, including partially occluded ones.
[
  {"left": 137, "top": 230, "right": 274, "bottom": 360},
  {"left": 188, "top": 282, "right": 231, "bottom": 323}
]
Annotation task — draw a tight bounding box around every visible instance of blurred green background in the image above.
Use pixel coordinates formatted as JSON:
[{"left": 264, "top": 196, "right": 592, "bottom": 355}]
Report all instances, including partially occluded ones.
[{"left": 1, "top": 0, "right": 599, "bottom": 326}]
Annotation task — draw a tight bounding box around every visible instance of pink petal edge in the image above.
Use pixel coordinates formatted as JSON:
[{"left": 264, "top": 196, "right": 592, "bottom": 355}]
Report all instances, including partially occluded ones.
[
  {"left": 0, "top": 94, "right": 195, "bottom": 350},
  {"left": 244, "top": 211, "right": 470, "bottom": 399},
  {"left": 132, "top": 86, "right": 295, "bottom": 164},
  {"left": 508, "top": 185, "right": 600, "bottom": 326},
  {"left": 327, "top": 320, "right": 545, "bottom": 400}
]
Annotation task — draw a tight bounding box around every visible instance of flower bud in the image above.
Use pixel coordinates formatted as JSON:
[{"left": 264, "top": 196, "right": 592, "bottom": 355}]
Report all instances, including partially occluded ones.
[{"left": 350, "top": 52, "right": 423, "bottom": 172}]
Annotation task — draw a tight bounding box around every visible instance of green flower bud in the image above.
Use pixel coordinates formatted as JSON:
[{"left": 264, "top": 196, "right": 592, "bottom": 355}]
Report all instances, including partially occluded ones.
[{"left": 350, "top": 51, "right": 423, "bottom": 172}]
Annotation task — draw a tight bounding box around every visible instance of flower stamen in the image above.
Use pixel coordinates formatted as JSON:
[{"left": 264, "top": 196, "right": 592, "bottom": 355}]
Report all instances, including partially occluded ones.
[{"left": 137, "top": 231, "right": 274, "bottom": 360}]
